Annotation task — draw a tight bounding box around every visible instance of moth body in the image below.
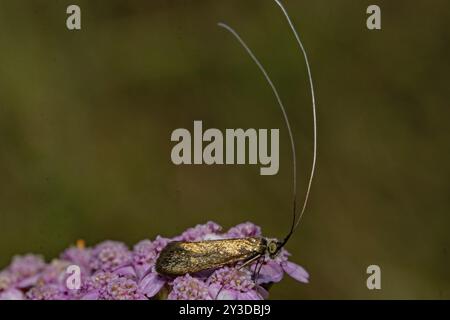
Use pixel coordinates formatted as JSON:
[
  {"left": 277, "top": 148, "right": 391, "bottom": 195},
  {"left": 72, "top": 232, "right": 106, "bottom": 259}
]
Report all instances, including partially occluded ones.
[{"left": 156, "top": 237, "right": 278, "bottom": 276}]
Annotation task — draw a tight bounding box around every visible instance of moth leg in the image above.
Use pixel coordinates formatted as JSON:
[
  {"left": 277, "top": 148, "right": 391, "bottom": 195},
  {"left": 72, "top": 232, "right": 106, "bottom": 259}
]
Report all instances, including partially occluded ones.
[
  {"left": 253, "top": 255, "right": 266, "bottom": 284},
  {"left": 251, "top": 256, "right": 262, "bottom": 281},
  {"left": 237, "top": 254, "right": 262, "bottom": 271}
]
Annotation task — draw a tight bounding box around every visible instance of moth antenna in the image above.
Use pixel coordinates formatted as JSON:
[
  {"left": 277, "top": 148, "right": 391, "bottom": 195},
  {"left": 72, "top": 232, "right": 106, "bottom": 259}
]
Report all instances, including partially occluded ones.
[
  {"left": 217, "top": 22, "right": 298, "bottom": 243},
  {"left": 274, "top": 0, "right": 317, "bottom": 241}
]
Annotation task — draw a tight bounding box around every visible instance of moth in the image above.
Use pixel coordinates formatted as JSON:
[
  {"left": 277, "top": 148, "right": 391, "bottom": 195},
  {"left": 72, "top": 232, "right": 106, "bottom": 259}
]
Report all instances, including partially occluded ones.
[
  {"left": 156, "top": 238, "right": 276, "bottom": 276},
  {"left": 156, "top": 0, "right": 317, "bottom": 280}
]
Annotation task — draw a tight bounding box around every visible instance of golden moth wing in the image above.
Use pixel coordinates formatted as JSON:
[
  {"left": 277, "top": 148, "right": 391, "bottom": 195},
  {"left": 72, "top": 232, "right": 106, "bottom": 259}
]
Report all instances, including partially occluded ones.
[{"left": 155, "top": 237, "right": 265, "bottom": 276}]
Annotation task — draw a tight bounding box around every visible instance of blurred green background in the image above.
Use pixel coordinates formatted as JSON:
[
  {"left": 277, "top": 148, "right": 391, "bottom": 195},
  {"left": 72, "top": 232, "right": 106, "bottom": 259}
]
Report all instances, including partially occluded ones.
[{"left": 0, "top": 0, "right": 449, "bottom": 299}]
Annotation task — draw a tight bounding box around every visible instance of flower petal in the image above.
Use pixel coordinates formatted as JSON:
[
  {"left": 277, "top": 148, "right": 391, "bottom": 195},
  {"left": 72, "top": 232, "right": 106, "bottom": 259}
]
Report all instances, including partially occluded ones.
[
  {"left": 208, "top": 284, "right": 238, "bottom": 300},
  {"left": 138, "top": 272, "right": 166, "bottom": 298},
  {"left": 16, "top": 274, "right": 40, "bottom": 288},
  {"left": 113, "top": 265, "right": 136, "bottom": 278},
  {"left": 134, "top": 263, "right": 151, "bottom": 280},
  {"left": 216, "top": 289, "right": 238, "bottom": 300},
  {"left": 256, "top": 285, "right": 269, "bottom": 299},
  {"left": 0, "top": 288, "right": 25, "bottom": 300},
  {"left": 282, "top": 261, "right": 309, "bottom": 283},
  {"left": 238, "top": 290, "right": 263, "bottom": 300},
  {"left": 81, "top": 290, "right": 100, "bottom": 300},
  {"left": 256, "top": 261, "right": 284, "bottom": 284}
]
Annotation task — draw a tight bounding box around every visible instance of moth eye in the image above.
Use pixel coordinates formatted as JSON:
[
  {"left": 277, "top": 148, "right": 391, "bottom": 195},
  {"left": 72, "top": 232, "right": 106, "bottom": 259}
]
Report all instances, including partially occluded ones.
[{"left": 268, "top": 242, "right": 277, "bottom": 254}]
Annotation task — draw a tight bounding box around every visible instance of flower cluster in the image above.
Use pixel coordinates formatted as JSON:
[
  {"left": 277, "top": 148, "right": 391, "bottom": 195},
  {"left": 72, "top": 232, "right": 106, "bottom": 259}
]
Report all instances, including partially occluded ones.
[{"left": 0, "top": 222, "right": 308, "bottom": 300}]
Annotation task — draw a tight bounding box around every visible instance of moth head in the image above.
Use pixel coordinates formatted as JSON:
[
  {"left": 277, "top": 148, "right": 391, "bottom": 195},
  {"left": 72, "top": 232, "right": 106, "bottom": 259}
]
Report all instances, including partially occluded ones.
[{"left": 266, "top": 239, "right": 283, "bottom": 259}]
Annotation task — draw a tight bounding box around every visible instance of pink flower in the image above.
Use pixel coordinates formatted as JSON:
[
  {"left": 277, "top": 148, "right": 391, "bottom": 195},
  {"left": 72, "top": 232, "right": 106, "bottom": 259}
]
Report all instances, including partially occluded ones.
[
  {"left": 207, "top": 267, "right": 266, "bottom": 300},
  {"left": 177, "top": 221, "right": 223, "bottom": 241},
  {"left": 60, "top": 246, "right": 91, "bottom": 272},
  {"left": 226, "top": 222, "right": 262, "bottom": 238},
  {"left": 89, "top": 241, "right": 131, "bottom": 273},
  {"left": 7, "top": 254, "right": 46, "bottom": 289},
  {"left": 168, "top": 274, "right": 211, "bottom": 300},
  {"left": 26, "top": 283, "right": 69, "bottom": 300},
  {"left": 0, "top": 271, "right": 18, "bottom": 292},
  {"left": 0, "top": 221, "right": 310, "bottom": 300},
  {"left": 0, "top": 288, "right": 24, "bottom": 300},
  {"left": 251, "top": 247, "right": 309, "bottom": 284},
  {"left": 100, "top": 277, "right": 146, "bottom": 300},
  {"left": 132, "top": 236, "right": 169, "bottom": 279}
]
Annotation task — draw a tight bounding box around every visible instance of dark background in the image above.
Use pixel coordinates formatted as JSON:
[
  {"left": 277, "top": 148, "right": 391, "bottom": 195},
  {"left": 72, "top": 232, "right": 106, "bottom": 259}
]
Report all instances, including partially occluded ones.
[{"left": 0, "top": 0, "right": 449, "bottom": 299}]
